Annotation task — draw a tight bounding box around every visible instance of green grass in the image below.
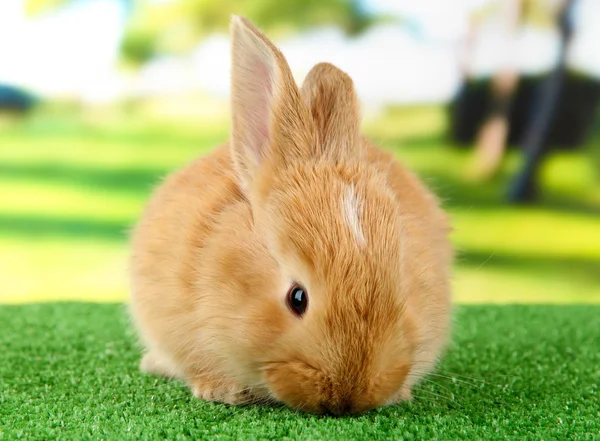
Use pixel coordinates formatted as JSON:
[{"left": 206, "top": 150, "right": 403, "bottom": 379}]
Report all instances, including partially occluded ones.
[
  {"left": 0, "top": 106, "right": 599, "bottom": 303},
  {"left": 1, "top": 303, "right": 599, "bottom": 440},
  {"left": 1, "top": 108, "right": 599, "bottom": 439}
]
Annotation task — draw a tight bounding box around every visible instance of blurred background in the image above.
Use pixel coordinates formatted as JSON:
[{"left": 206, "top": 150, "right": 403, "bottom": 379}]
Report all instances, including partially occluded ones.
[{"left": 1, "top": 0, "right": 599, "bottom": 304}]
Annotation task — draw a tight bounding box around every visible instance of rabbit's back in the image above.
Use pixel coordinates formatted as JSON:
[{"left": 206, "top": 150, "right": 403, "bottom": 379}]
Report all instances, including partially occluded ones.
[{"left": 129, "top": 144, "right": 253, "bottom": 374}]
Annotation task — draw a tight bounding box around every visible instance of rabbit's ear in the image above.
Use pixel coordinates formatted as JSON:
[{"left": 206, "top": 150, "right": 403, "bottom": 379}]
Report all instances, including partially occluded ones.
[
  {"left": 301, "top": 62, "right": 361, "bottom": 161},
  {"left": 230, "top": 15, "right": 314, "bottom": 191}
]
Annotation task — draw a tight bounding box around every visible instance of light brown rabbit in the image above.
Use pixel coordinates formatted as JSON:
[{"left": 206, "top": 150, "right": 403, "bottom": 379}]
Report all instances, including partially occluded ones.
[{"left": 129, "top": 15, "right": 452, "bottom": 415}]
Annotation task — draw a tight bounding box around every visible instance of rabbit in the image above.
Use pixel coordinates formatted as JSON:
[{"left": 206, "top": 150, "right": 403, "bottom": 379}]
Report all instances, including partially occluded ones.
[{"left": 129, "top": 15, "right": 453, "bottom": 415}]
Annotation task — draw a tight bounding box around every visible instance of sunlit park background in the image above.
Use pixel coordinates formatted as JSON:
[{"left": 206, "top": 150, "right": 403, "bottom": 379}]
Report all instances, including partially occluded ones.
[{"left": 1, "top": 0, "right": 599, "bottom": 305}]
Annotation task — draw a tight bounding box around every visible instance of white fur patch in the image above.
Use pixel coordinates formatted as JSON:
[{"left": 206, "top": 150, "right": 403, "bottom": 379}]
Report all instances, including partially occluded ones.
[{"left": 342, "top": 185, "right": 366, "bottom": 247}]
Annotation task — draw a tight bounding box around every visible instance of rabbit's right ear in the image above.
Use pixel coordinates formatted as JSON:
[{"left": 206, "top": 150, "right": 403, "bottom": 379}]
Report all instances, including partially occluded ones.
[
  {"left": 301, "top": 62, "right": 361, "bottom": 161},
  {"left": 229, "top": 16, "right": 314, "bottom": 191}
]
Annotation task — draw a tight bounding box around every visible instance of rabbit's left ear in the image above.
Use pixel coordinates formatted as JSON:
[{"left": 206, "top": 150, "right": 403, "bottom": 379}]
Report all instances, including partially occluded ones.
[{"left": 229, "top": 15, "right": 315, "bottom": 191}]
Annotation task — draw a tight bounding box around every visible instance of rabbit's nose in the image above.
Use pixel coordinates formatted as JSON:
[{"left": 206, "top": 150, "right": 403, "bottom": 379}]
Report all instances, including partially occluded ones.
[{"left": 322, "top": 399, "right": 354, "bottom": 416}]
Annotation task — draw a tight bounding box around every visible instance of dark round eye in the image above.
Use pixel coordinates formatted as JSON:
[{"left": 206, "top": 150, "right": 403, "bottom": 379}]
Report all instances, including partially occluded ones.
[{"left": 286, "top": 284, "right": 308, "bottom": 317}]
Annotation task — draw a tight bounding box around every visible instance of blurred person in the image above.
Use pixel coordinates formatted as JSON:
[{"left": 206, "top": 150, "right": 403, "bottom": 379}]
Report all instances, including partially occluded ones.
[
  {"left": 507, "top": 0, "right": 576, "bottom": 202},
  {"left": 459, "top": 0, "right": 595, "bottom": 204},
  {"left": 463, "top": 0, "right": 566, "bottom": 181},
  {"left": 466, "top": 0, "right": 523, "bottom": 181}
]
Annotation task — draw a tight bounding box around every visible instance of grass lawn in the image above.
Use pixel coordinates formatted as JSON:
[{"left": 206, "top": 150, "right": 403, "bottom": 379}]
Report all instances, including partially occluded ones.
[
  {"left": 1, "top": 107, "right": 600, "bottom": 439},
  {"left": 1, "top": 303, "right": 599, "bottom": 439},
  {"left": 1, "top": 106, "right": 599, "bottom": 304}
]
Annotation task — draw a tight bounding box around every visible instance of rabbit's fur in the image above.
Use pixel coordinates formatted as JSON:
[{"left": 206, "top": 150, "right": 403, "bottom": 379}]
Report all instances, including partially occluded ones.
[{"left": 129, "top": 16, "right": 452, "bottom": 415}]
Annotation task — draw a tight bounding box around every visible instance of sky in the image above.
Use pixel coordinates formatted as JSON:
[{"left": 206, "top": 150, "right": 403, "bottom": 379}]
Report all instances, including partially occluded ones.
[
  {"left": 0, "top": 0, "right": 127, "bottom": 101},
  {"left": 366, "top": 0, "right": 474, "bottom": 40},
  {"left": 0, "top": 0, "right": 599, "bottom": 105}
]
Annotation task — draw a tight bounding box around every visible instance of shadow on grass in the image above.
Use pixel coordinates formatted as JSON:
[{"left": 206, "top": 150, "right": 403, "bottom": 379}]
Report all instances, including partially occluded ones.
[
  {"left": 3, "top": 135, "right": 597, "bottom": 215},
  {"left": 0, "top": 214, "right": 130, "bottom": 240},
  {"left": 387, "top": 135, "right": 600, "bottom": 214},
  {"left": 427, "top": 172, "right": 600, "bottom": 214},
  {"left": 1, "top": 131, "right": 597, "bottom": 244},
  {"left": 458, "top": 249, "right": 600, "bottom": 288},
  {"left": 2, "top": 213, "right": 598, "bottom": 294},
  {"left": 0, "top": 118, "right": 227, "bottom": 149},
  {"left": 0, "top": 163, "right": 164, "bottom": 195}
]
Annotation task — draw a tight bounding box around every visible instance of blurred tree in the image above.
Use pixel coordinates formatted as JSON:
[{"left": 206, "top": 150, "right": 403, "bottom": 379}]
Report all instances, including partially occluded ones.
[
  {"left": 25, "top": 0, "right": 72, "bottom": 16},
  {"left": 0, "top": 84, "right": 38, "bottom": 114},
  {"left": 121, "top": 0, "right": 378, "bottom": 65},
  {"left": 25, "top": 0, "right": 378, "bottom": 65},
  {"left": 471, "top": 0, "right": 559, "bottom": 28}
]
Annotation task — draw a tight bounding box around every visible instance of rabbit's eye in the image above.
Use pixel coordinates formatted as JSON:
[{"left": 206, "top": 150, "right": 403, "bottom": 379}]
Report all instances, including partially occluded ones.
[{"left": 287, "top": 283, "right": 308, "bottom": 317}]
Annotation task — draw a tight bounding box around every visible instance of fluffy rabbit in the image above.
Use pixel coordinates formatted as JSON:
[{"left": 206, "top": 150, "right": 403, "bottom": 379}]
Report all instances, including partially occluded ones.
[{"left": 129, "top": 15, "right": 452, "bottom": 415}]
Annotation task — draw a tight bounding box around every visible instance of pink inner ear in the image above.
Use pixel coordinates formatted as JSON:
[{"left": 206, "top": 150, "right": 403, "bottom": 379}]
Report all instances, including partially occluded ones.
[{"left": 249, "top": 57, "right": 273, "bottom": 162}]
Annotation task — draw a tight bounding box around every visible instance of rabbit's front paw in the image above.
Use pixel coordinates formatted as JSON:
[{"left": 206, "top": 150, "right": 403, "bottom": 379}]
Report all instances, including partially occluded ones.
[{"left": 189, "top": 375, "right": 255, "bottom": 406}]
